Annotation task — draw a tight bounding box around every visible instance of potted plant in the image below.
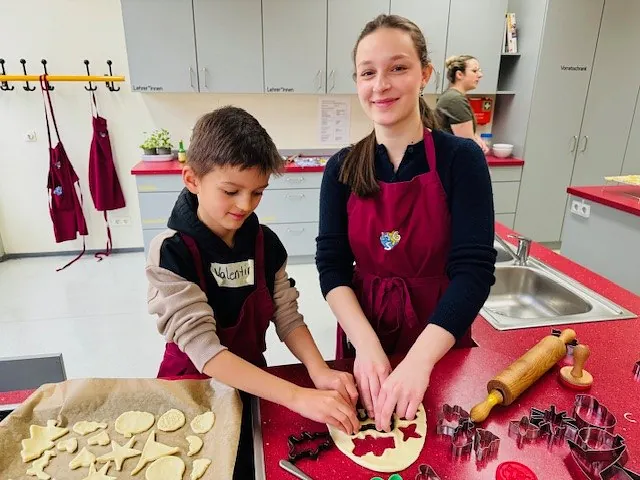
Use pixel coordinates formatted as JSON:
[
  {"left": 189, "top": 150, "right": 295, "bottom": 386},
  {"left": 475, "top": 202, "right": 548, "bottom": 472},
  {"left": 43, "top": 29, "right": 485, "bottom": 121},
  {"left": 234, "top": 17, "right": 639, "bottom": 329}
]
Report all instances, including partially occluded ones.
[
  {"left": 140, "top": 132, "right": 158, "bottom": 155},
  {"left": 155, "top": 128, "right": 173, "bottom": 155}
]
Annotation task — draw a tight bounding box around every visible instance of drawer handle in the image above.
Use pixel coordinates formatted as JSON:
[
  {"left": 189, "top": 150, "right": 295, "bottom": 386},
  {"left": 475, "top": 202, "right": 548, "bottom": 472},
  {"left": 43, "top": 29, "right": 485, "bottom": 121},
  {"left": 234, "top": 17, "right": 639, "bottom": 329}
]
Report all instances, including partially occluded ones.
[
  {"left": 285, "top": 193, "right": 305, "bottom": 200},
  {"left": 285, "top": 176, "right": 305, "bottom": 183},
  {"left": 287, "top": 228, "right": 305, "bottom": 235}
]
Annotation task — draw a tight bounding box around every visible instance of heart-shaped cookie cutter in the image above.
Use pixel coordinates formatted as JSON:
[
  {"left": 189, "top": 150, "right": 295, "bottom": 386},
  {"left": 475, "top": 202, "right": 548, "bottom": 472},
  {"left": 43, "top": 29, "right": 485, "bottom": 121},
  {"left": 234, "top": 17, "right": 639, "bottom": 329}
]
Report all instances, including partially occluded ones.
[{"left": 574, "top": 394, "right": 617, "bottom": 433}]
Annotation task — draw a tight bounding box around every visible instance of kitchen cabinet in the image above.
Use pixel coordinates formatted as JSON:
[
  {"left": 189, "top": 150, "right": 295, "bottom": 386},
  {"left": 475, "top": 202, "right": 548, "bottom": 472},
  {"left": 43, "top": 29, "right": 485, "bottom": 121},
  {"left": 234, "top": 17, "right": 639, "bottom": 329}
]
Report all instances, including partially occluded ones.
[
  {"left": 569, "top": 0, "right": 640, "bottom": 187},
  {"left": 193, "top": 0, "right": 264, "bottom": 93},
  {"left": 445, "top": 0, "right": 507, "bottom": 94},
  {"left": 326, "top": 0, "right": 390, "bottom": 94},
  {"left": 622, "top": 85, "right": 640, "bottom": 176},
  {"left": 262, "top": 0, "right": 327, "bottom": 94},
  {"left": 121, "top": 0, "right": 198, "bottom": 93},
  {"left": 390, "top": 0, "right": 450, "bottom": 94},
  {"left": 514, "top": 0, "right": 604, "bottom": 242}
]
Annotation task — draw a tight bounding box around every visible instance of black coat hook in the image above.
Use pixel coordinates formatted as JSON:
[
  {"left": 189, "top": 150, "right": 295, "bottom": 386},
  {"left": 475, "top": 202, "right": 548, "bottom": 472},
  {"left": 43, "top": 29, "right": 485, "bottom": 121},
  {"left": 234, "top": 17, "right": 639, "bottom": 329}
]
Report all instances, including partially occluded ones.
[
  {"left": 105, "top": 60, "right": 120, "bottom": 92},
  {"left": 20, "top": 59, "right": 36, "bottom": 91},
  {"left": 41, "top": 59, "right": 54, "bottom": 90},
  {"left": 84, "top": 59, "right": 97, "bottom": 91},
  {"left": 0, "top": 59, "right": 15, "bottom": 91}
]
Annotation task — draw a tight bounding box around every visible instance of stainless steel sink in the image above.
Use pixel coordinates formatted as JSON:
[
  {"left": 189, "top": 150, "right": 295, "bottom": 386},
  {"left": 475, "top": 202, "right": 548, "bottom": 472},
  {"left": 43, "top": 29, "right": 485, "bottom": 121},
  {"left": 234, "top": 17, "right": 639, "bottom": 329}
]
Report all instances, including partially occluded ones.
[
  {"left": 494, "top": 240, "right": 515, "bottom": 264},
  {"left": 483, "top": 240, "right": 637, "bottom": 330}
]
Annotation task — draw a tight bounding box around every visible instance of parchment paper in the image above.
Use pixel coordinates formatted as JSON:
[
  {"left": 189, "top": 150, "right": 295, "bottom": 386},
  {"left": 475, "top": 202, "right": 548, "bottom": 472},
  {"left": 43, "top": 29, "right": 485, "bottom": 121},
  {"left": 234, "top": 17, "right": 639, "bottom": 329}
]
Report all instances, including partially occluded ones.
[{"left": 0, "top": 377, "right": 242, "bottom": 479}]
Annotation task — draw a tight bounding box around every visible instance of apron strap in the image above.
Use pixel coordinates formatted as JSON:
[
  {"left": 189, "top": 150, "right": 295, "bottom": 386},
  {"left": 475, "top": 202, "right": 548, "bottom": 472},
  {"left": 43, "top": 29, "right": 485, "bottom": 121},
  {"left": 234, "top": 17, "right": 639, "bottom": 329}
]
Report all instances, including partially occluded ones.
[
  {"left": 254, "top": 227, "right": 267, "bottom": 289},
  {"left": 90, "top": 90, "right": 99, "bottom": 117},
  {"left": 94, "top": 211, "right": 113, "bottom": 261},
  {"left": 55, "top": 237, "right": 86, "bottom": 272},
  {"left": 39, "top": 75, "right": 61, "bottom": 149},
  {"left": 423, "top": 128, "right": 437, "bottom": 174},
  {"left": 181, "top": 233, "right": 208, "bottom": 291}
]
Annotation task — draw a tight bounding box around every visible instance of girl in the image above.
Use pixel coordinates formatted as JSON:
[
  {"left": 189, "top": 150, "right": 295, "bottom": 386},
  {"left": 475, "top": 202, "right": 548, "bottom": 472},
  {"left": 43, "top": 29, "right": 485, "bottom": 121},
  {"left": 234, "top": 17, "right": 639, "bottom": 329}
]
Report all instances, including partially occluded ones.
[{"left": 316, "top": 15, "right": 496, "bottom": 433}]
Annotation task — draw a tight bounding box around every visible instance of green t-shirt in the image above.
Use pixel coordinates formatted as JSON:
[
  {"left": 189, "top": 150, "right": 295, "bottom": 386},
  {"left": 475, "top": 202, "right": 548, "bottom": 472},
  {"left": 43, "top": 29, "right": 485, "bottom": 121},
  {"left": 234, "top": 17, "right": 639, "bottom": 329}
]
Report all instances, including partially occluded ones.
[{"left": 436, "top": 88, "right": 477, "bottom": 134}]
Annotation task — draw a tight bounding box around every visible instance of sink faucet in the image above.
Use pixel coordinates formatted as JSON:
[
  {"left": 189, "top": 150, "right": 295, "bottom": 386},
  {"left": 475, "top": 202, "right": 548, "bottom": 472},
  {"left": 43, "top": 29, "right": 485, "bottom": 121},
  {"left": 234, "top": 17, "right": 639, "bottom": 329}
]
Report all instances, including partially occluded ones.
[{"left": 495, "top": 233, "right": 532, "bottom": 266}]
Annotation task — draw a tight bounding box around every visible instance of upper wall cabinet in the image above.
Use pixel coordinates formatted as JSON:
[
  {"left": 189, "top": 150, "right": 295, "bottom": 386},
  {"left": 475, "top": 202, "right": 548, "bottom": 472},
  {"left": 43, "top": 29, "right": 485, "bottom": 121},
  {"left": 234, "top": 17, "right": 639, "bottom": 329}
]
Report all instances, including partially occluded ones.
[
  {"left": 445, "top": 0, "right": 507, "bottom": 94},
  {"left": 263, "top": 0, "right": 328, "bottom": 94},
  {"left": 326, "top": 0, "right": 390, "bottom": 95},
  {"left": 193, "top": 0, "right": 264, "bottom": 93},
  {"left": 121, "top": 0, "right": 199, "bottom": 93},
  {"left": 390, "top": 0, "right": 451, "bottom": 94}
]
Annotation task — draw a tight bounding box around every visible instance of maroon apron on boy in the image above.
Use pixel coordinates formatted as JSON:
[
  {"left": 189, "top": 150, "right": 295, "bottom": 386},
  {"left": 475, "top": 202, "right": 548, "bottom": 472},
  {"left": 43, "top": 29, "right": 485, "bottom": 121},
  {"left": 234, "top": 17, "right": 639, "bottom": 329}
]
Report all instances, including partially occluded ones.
[
  {"left": 88, "top": 92, "right": 126, "bottom": 260},
  {"left": 336, "top": 128, "right": 474, "bottom": 359},
  {"left": 40, "top": 76, "right": 89, "bottom": 271},
  {"left": 157, "top": 227, "right": 275, "bottom": 377}
]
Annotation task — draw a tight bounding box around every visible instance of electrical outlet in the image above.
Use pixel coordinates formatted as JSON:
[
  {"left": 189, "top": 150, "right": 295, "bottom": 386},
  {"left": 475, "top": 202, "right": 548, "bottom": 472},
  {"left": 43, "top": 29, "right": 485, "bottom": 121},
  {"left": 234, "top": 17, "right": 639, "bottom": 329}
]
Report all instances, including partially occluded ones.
[
  {"left": 109, "top": 216, "right": 131, "bottom": 227},
  {"left": 581, "top": 203, "right": 590, "bottom": 218},
  {"left": 570, "top": 200, "right": 590, "bottom": 218},
  {"left": 25, "top": 130, "right": 37, "bottom": 142}
]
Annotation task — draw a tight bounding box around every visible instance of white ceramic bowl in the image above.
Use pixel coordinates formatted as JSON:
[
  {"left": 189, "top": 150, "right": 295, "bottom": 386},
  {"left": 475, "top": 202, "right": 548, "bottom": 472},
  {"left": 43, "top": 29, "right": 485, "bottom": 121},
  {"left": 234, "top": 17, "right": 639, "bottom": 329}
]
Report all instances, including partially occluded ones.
[{"left": 491, "top": 143, "right": 513, "bottom": 158}]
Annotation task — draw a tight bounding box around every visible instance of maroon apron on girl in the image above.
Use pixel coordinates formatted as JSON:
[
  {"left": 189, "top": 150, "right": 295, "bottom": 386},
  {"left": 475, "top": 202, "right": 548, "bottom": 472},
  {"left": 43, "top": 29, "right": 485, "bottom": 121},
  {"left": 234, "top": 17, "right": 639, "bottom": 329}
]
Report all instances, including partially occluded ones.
[
  {"left": 40, "top": 76, "right": 89, "bottom": 271},
  {"left": 157, "top": 227, "right": 276, "bottom": 377},
  {"left": 88, "top": 92, "right": 126, "bottom": 260},
  {"left": 336, "top": 129, "right": 474, "bottom": 359}
]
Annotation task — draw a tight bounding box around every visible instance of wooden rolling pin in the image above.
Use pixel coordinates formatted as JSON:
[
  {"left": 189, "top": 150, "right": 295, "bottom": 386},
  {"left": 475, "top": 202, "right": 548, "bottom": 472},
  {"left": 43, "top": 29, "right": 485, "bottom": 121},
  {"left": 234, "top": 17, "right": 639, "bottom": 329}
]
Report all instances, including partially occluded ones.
[{"left": 470, "top": 328, "right": 576, "bottom": 422}]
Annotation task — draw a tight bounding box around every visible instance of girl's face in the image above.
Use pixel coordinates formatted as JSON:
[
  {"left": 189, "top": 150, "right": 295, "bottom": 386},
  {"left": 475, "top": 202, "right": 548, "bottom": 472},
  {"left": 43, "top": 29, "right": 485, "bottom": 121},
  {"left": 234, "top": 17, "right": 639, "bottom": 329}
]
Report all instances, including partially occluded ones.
[
  {"left": 457, "top": 58, "right": 483, "bottom": 91},
  {"left": 354, "top": 27, "right": 430, "bottom": 128}
]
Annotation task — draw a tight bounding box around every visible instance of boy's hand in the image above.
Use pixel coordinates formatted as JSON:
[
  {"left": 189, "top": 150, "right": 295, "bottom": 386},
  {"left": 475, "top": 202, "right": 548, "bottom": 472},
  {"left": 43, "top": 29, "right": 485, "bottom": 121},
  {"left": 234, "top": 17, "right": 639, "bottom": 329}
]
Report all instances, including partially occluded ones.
[
  {"left": 309, "top": 366, "right": 359, "bottom": 407},
  {"left": 288, "top": 387, "right": 360, "bottom": 435}
]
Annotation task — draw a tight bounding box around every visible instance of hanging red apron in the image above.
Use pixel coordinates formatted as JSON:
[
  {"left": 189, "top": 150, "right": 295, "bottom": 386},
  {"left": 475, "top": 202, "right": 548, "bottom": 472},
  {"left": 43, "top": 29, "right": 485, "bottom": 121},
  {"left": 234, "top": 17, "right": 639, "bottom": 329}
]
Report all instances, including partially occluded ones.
[
  {"left": 40, "top": 76, "right": 89, "bottom": 272},
  {"left": 157, "top": 227, "right": 276, "bottom": 377},
  {"left": 87, "top": 92, "right": 126, "bottom": 260},
  {"left": 336, "top": 129, "right": 474, "bottom": 359}
]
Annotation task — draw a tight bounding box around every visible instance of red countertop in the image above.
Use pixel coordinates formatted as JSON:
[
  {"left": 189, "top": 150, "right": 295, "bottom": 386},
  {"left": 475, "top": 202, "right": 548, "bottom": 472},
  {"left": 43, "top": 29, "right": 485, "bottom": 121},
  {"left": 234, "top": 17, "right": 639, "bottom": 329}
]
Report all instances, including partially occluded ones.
[
  {"left": 567, "top": 185, "right": 640, "bottom": 218},
  {"left": 258, "top": 222, "right": 640, "bottom": 480},
  {"left": 130, "top": 155, "right": 524, "bottom": 176}
]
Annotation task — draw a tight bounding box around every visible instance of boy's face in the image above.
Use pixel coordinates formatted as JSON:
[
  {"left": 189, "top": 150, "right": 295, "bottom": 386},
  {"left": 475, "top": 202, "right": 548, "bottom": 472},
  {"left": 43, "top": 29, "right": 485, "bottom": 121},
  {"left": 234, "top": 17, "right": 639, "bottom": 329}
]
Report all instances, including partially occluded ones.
[{"left": 183, "top": 165, "right": 269, "bottom": 239}]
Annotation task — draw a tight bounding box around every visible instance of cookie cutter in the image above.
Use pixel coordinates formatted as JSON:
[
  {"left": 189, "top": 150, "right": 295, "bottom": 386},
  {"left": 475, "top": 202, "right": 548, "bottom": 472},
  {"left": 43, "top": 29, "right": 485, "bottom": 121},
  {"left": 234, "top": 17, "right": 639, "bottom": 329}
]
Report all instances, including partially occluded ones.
[
  {"left": 358, "top": 408, "right": 396, "bottom": 433},
  {"left": 530, "top": 404, "right": 579, "bottom": 443},
  {"left": 436, "top": 404, "right": 470, "bottom": 437},
  {"left": 567, "top": 427, "right": 630, "bottom": 480},
  {"left": 633, "top": 361, "right": 640, "bottom": 382},
  {"left": 286, "top": 430, "right": 333, "bottom": 463},
  {"left": 574, "top": 394, "right": 617, "bottom": 433},
  {"left": 450, "top": 418, "right": 475, "bottom": 458},
  {"left": 474, "top": 428, "right": 500, "bottom": 462},
  {"left": 415, "top": 464, "right": 441, "bottom": 480},
  {"left": 508, "top": 416, "right": 541, "bottom": 447}
]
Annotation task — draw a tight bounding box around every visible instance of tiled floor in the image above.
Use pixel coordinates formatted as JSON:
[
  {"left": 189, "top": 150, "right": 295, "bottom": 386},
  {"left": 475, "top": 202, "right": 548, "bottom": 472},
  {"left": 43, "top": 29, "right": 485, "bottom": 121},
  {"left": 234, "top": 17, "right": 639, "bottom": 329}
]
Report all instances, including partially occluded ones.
[{"left": 0, "top": 253, "right": 335, "bottom": 380}]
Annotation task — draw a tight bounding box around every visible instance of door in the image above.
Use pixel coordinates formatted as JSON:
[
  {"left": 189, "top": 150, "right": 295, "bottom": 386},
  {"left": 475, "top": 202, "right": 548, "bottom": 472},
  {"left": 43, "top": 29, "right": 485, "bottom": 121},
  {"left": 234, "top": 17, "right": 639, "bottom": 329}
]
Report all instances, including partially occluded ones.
[
  {"left": 326, "top": 0, "right": 390, "bottom": 95},
  {"left": 390, "top": 0, "right": 450, "bottom": 94},
  {"left": 263, "top": 0, "right": 328, "bottom": 94},
  {"left": 621, "top": 84, "right": 640, "bottom": 176},
  {"left": 193, "top": 0, "right": 264, "bottom": 93},
  {"left": 570, "top": 0, "right": 640, "bottom": 186},
  {"left": 514, "top": 0, "right": 604, "bottom": 242},
  {"left": 120, "top": 0, "right": 198, "bottom": 93},
  {"left": 445, "top": 0, "right": 507, "bottom": 94}
]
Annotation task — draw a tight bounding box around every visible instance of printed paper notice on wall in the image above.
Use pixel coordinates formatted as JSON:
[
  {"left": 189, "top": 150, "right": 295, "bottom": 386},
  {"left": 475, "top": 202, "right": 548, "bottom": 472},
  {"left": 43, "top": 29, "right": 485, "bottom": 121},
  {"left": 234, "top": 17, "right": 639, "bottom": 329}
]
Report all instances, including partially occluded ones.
[{"left": 319, "top": 97, "right": 350, "bottom": 146}]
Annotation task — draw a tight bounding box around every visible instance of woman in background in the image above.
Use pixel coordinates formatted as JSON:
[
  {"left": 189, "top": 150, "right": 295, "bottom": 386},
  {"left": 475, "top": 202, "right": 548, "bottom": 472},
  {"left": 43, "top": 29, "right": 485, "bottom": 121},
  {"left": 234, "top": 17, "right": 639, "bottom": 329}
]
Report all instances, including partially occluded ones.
[{"left": 436, "top": 55, "right": 489, "bottom": 153}]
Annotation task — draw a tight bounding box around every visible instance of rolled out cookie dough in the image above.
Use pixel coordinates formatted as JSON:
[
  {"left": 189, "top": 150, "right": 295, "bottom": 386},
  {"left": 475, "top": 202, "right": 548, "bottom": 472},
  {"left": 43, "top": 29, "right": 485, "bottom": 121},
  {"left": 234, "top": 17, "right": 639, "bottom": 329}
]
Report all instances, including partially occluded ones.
[
  {"left": 69, "top": 447, "right": 97, "bottom": 470},
  {"left": 57, "top": 437, "right": 78, "bottom": 453},
  {"left": 190, "top": 411, "right": 215, "bottom": 434},
  {"left": 96, "top": 438, "right": 141, "bottom": 471},
  {"left": 21, "top": 420, "right": 69, "bottom": 462},
  {"left": 81, "top": 462, "right": 117, "bottom": 480},
  {"left": 186, "top": 435, "right": 203, "bottom": 457},
  {"left": 73, "top": 421, "right": 107, "bottom": 436},
  {"left": 131, "top": 431, "right": 180, "bottom": 475},
  {"left": 115, "top": 411, "right": 155, "bottom": 438},
  {"left": 157, "top": 409, "right": 186, "bottom": 432},
  {"left": 145, "top": 456, "right": 185, "bottom": 480},
  {"left": 26, "top": 449, "right": 56, "bottom": 480},
  {"left": 327, "top": 403, "right": 427, "bottom": 473},
  {"left": 191, "top": 458, "right": 212, "bottom": 480},
  {"left": 88, "top": 430, "right": 111, "bottom": 447}
]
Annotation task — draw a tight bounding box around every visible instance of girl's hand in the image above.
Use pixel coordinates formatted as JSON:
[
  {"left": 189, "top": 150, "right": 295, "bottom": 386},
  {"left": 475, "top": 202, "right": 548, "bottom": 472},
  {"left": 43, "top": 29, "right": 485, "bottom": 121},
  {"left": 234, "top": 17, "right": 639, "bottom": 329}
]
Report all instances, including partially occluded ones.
[
  {"left": 287, "top": 386, "right": 360, "bottom": 435},
  {"left": 353, "top": 343, "right": 392, "bottom": 419},
  {"left": 310, "top": 365, "right": 359, "bottom": 407}
]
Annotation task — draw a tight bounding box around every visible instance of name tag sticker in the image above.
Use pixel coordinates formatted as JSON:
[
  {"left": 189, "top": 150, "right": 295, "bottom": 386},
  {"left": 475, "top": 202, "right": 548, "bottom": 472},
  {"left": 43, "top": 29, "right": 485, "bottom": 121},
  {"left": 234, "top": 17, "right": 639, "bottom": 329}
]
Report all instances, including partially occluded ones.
[{"left": 210, "top": 259, "right": 255, "bottom": 288}]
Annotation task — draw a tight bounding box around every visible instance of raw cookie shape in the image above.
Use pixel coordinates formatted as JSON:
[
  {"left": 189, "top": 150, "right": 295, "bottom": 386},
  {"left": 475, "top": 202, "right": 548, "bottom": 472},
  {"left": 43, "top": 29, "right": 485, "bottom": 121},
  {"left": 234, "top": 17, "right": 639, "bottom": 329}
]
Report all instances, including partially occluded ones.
[
  {"left": 88, "top": 431, "right": 111, "bottom": 447},
  {"left": 131, "top": 430, "right": 180, "bottom": 475},
  {"left": 96, "top": 438, "right": 142, "bottom": 471},
  {"left": 145, "top": 456, "right": 186, "bottom": 480},
  {"left": 157, "top": 409, "right": 186, "bottom": 432},
  {"left": 186, "top": 435, "right": 203, "bottom": 457},
  {"left": 73, "top": 421, "right": 107, "bottom": 436},
  {"left": 21, "top": 420, "right": 69, "bottom": 462},
  {"left": 190, "top": 411, "right": 215, "bottom": 434},
  {"left": 26, "top": 449, "right": 56, "bottom": 480},
  {"left": 57, "top": 437, "right": 78, "bottom": 453},
  {"left": 328, "top": 403, "right": 427, "bottom": 473},
  {"left": 115, "top": 411, "right": 155, "bottom": 438},
  {"left": 81, "top": 462, "right": 117, "bottom": 480},
  {"left": 69, "top": 447, "right": 97, "bottom": 470},
  {"left": 191, "top": 458, "right": 212, "bottom": 480}
]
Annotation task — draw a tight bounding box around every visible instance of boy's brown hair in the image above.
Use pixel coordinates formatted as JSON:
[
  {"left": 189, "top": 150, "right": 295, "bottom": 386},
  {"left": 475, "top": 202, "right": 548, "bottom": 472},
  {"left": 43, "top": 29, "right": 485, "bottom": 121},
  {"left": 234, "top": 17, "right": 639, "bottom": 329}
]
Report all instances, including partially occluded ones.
[{"left": 187, "top": 106, "right": 284, "bottom": 177}]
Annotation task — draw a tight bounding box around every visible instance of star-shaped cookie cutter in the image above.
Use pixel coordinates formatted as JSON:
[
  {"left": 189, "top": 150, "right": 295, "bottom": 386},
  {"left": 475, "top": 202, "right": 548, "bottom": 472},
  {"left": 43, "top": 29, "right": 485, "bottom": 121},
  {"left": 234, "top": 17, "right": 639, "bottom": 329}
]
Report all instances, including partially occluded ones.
[
  {"left": 286, "top": 430, "right": 334, "bottom": 463},
  {"left": 530, "top": 405, "right": 579, "bottom": 443}
]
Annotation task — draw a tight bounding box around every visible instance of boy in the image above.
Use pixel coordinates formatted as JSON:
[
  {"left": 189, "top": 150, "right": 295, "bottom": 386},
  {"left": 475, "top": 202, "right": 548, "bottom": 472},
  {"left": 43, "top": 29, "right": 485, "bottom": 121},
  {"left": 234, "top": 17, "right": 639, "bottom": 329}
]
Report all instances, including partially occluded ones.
[{"left": 146, "top": 107, "right": 359, "bottom": 476}]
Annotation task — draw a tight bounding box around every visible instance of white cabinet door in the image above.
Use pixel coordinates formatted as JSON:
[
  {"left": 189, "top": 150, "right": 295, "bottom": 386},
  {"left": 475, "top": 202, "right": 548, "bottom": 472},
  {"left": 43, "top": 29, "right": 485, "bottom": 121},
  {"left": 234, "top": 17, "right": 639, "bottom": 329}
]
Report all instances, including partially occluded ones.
[
  {"left": 445, "top": 0, "right": 507, "bottom": 94},
  {"left": 514, "top": 0, "right": 604, "bottom": 242},
  {"left": 326, "top": 0, "right": 390, "bottom": 94},
  {"left": 263, "top": 0, "right": 328, "bottom": 94},
  {"left": 570, "top": 0, "right": 640, "bottom": 186},
  {"left": 121, "top": 0, "right": 198, "bottom": 93},
  {"left": 193, "top": 0, "right": 264, "bottom": 93},
  {"left": 390, "top": 0, "right": 450, "bottom": 93},
  {"left": 622, "top": 85, "right": 640, "bottom": 176}
]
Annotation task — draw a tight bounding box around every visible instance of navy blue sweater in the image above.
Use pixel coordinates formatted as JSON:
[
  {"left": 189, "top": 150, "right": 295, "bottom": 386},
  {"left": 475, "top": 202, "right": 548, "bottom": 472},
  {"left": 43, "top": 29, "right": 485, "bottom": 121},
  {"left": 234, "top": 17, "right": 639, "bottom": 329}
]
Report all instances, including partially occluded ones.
[{"left": 316, "top": 129, "right": 497, "bottom": 339}]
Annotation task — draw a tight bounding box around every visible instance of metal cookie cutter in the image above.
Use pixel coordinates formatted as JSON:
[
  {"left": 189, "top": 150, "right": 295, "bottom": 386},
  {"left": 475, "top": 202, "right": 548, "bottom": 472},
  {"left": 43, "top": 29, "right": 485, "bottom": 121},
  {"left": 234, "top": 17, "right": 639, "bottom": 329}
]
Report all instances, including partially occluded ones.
[
  {"left": 415, "top": 464, "right": 441, "bottom": 480},
  {"left": 450, "top": 418, "right": 475, "bottom": 458},
  {"left": 508, "top": 416, "right": 541, "bottom": 448},
  {"left": 436, "top": 404, "right": 471, "bottom": 437},
  {"left": 530, "top": 405, "right": 578, "bottom": 443},
  {"left": 474, "top": 428, "right": 500, "bottom": 463},
  {"left": 279, "top": 430, "right": 333, "bottom": 480},
  {"left": 633, "top": 361, "right": 640, "bottom": 381},
  {"left": 567, "top": 427, "right": 629, "bottom": 480},
  {"left": 574, "top": 394, "right": 617, "bottom": 433}
]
